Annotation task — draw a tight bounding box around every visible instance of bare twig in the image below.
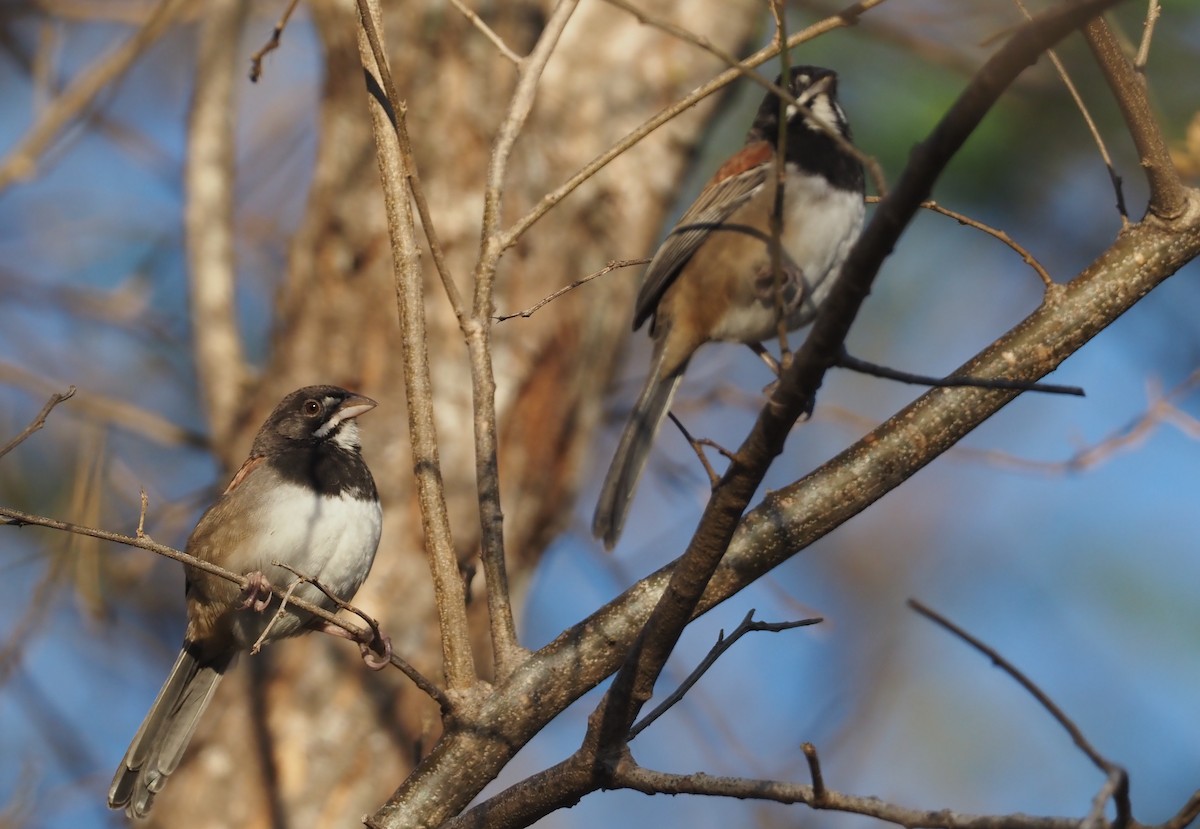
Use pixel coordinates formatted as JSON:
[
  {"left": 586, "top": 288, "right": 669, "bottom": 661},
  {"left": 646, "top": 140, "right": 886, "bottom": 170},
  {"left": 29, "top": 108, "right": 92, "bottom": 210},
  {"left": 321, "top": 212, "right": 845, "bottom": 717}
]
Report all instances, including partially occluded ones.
[
  {"left": 0, "top": 505, "right": 452, "bottom": 712},
  {"left": 0, "top": 386, "right": 75, "bottom": 460},
  {"left": 629, "top": 610, "right": 819, "bottom": 739},
  {"left": 893, "top": 197, "right": 1054, "bottom": 288},
  {"left": 251, "top": 577, "right": 304, "bottom": 654},
  {"left": 469, "top": 0, "right": 582, "bottom": 678},
  {"left": 0, "top": 363, "right": 207, "bottom": 448},
  {"left": 908, "top": 599, "right": 1131, "bottom": 827},
  {"left": 493, "top": 259, "right": 650, "bottom": 321},
  {"left": 356, "top": 0, "right": 475, "bottom": 690},
  {"left": 956, "top": 371, "right": 1200, "bottom": 475},
  {"left": 665, "top": 412, "right": 724, "bottom": 488},
  {"left": 1133, "top": 0, "right": 1161, "bottom": 70},
  {"left": 447, "top": 0, "right": 521, "bottom": 64},
  {"left": 187, "top": 0, "right": 250, "bottom": 450},
  {"left": 249, "top": 0, "right": 301, "bottom": 82},
  {"left": 354, "top": 0, "right": 466, "bottom": 325},
  {"left": 612, "top": 758, "right": 1093, "bottom": 829},
  {"left": 0, "top": 0, "right": 190, "bottom": 194},
  {"left": 836, "top": 351, "right": 1085, "bottom": 396},
  {"left": 1012, "top": 0, "right": 1128, "bottom": 225},
  {"left": 135, "top": 488, "right": 149, "bottom": 539}
]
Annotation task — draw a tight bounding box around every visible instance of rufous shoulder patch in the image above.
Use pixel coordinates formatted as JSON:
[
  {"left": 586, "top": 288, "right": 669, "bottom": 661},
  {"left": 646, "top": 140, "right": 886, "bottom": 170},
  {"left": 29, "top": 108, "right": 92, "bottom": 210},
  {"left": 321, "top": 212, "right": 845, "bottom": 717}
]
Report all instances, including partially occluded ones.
[
  {"left": 223, "top": 454, "right": 265, "bottom": 495},
  {"left": 711, "top": 140, "right": 772, "bottom": 184}
]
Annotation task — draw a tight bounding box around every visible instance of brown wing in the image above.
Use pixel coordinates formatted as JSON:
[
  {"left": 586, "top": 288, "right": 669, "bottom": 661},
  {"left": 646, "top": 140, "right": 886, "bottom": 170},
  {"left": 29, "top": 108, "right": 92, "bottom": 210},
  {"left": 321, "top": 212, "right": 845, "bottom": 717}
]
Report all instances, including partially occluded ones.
[{"left": 633, "top": 141, "right": 772, "bottom": 330}]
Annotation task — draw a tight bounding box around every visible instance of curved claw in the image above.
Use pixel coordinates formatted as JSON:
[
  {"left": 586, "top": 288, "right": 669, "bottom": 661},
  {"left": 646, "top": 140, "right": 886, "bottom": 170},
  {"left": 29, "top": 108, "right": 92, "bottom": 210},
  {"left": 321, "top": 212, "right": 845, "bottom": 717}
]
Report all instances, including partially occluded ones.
[
  {"left": 360, "top": 635, "right": 392, "bottom": 671},
  {"left": 239, "top": 571, "right": 273, "bottom": 612}
]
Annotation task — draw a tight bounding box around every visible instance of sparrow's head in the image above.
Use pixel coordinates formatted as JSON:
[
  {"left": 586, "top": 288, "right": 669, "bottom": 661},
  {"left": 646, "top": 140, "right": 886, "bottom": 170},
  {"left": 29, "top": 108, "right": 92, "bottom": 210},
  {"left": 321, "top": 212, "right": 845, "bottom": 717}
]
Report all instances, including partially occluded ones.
[
  {"left": 748, "top": 65, "right": 852, "bottom": 146},
  {"left": 257, "top": 385, "right": 377, "bottom": 453}
]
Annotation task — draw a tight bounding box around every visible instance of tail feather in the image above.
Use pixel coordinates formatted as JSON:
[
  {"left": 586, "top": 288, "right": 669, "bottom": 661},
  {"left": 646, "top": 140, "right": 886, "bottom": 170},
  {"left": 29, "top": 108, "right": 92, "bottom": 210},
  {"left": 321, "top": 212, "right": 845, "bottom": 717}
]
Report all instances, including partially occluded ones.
[
  {"left": 108, "top": 647, "right": 231, "bottom": 818},
  {"left": 593, "top": 351, "right": 685, "bottom": 549}
]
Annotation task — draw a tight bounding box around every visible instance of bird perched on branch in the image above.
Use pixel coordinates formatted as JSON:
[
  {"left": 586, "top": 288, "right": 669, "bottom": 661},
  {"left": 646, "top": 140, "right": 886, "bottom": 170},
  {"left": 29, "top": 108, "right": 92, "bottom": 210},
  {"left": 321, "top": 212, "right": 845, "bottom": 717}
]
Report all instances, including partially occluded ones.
[
  {"left": 108, "top": 385, "right": 383, "bottom": 818},
  {"left": 593, "top": 65, "right": 866, "bottom": 549}
]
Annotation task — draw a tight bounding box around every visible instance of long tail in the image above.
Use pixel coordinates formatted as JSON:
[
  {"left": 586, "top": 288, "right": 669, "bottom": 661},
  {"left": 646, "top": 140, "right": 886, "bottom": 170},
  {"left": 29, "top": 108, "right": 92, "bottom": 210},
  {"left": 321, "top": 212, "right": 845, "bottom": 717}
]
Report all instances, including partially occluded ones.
[
  {"left": 593, "top": 349, "right": 685, "bottom": 549},
  {"left": 108, "top": 646, "right": 232, "bottom": 818}
]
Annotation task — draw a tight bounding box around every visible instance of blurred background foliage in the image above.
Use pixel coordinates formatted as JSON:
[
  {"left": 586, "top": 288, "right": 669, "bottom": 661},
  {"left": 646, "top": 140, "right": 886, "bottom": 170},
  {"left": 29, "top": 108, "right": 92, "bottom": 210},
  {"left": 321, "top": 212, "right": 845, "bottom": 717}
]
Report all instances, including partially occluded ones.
[{"left": 1, "top": 1, "right": 1198, "bottom": 827}]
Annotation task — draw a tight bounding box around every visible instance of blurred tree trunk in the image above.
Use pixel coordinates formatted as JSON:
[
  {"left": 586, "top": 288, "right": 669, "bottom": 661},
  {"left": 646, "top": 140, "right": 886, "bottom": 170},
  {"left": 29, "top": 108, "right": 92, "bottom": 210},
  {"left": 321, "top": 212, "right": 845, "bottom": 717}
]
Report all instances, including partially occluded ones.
[{"left": 148, "top": 1, "right": 759, "bottom": 824}]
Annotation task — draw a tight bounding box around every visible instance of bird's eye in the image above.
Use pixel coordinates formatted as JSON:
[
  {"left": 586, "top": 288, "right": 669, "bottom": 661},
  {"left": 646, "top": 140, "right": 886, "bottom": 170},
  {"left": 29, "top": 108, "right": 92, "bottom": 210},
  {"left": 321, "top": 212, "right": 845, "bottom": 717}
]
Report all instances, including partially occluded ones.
[{"left": 303, "top": 399, "right": 321, "bottom": 416}]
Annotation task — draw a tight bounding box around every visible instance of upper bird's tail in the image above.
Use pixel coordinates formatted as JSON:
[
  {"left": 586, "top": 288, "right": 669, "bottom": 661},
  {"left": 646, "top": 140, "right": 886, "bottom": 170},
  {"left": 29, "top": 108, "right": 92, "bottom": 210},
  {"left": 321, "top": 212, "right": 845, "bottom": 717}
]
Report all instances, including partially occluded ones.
[
  {"left": 108, "top": 646, "right": 232, "bottom": 818},
  {"left": 593, "top": 349, "right": 686, "bottom": 549}
]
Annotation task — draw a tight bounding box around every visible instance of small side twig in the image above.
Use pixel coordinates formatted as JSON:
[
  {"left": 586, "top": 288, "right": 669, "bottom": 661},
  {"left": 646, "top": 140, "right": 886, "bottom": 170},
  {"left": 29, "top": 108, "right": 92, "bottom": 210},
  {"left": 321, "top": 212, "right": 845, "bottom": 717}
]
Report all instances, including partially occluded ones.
[
  {"left": 837, "top": 351, "right": 1085, "bottom": 397},
  {"left": 1012, "top": 0, "right": 1128, "bottom": 224},
  {"left": 890, "top": 197, "right": 1054, "bottom": 288},
  {"left": 665, "top": 411, "right": 728, "bottom": 487},
  {"left": 801, "top": 742, "right": 826, "bottom": 805},
  {"left": 447, "top": 0, "right": 521, "bottom": 64},
  {"left": 629, "top": 610, "right": 820, "bottom": 739},
  {"left": 0, "top": 386, "right": 75, "bottom": 461},
  {"left": 250, "top": 577, "right": 304, "bottom": 654},
  {"left": 908, "top": 599, "right": 1131, "bottom": 827},
  {"left": 1134, "top": 0, "right": 1161, "bottom": 71},
  {"left": 249, "top": 0, "right": 301, "bottom": 82},
  {"left": 493, "top": 259, "right": 649, "bottom": 321}
]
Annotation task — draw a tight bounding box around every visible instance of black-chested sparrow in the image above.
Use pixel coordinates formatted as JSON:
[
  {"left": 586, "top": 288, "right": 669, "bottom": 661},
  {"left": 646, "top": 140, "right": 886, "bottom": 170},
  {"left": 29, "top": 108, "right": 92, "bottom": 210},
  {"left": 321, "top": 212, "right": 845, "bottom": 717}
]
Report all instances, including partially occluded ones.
[
  {"left": 593, "top": 65, "right": 866, "bottom": 549},
  {"left": 108, "top": 385, "right": 383, "bottom": 818}
]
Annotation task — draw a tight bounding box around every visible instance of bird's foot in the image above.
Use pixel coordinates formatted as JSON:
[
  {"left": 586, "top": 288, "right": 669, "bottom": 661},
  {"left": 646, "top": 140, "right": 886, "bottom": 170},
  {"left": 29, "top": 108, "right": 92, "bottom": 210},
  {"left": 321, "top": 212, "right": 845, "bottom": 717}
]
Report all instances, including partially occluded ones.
[{"left": 239, "top": 571, "right": 274, "bottom": 612}]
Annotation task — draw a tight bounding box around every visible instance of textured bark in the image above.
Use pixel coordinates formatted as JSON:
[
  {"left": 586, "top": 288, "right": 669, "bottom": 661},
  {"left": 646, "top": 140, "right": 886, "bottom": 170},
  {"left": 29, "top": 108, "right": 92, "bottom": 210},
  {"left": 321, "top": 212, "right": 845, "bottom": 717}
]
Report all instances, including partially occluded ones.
[{"left": 146, "top": 1, "right": 760, "bottom": 825}]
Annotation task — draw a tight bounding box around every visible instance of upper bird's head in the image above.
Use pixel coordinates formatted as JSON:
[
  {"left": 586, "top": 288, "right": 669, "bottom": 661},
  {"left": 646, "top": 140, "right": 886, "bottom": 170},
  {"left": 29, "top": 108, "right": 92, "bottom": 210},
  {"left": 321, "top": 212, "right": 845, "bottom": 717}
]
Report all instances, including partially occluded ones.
[
  {"left": 748, "top": 65, "right": 852, "bottom": 144},
  {"left": 255, "top": 385, "right": 377, "bottom": 454}
]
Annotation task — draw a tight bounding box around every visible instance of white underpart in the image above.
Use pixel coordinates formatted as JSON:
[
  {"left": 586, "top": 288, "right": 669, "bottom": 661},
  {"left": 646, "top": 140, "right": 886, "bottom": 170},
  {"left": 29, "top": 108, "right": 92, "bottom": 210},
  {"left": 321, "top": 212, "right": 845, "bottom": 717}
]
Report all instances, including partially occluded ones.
[
  {"left": 231, "top": 480, "right": 382, "bottom": 645},
  {"left": 711, "top": 167, "right": 864, "bottom": 343}
]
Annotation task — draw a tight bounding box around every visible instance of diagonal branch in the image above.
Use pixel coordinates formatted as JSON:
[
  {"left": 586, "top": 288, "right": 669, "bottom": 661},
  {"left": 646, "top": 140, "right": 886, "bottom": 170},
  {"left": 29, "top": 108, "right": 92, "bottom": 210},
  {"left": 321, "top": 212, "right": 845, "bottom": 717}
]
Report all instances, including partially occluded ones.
[
  {"left": 0, "top": 387, "right": 75, "bottom": 460},
  {"left": 355, "top": 0, "right": 476, "bottom": 691}
]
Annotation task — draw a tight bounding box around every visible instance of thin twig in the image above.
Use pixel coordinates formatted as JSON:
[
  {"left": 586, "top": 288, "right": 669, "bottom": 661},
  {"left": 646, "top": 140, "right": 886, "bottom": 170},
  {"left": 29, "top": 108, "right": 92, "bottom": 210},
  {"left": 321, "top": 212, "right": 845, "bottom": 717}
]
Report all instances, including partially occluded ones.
[
  {"left": 135, "top": 488, "right": 149, "bottom": 539},
  {"left": 0, "top": 386, "right": 75, "bottom": 460},
  {"left": 251, "top": 577, "right": 303, "bottom": 654},
  {"left": 891, "top": 197, "right": 1054, "bottom": 288},
  {"left": 1133, "top": 0, "right": 1161, "bottom": 70},
  {"left": 493, "top": 259, "right": 649, "bottom": 321},
  {"left": 1012, "top": 0, "right": 1128, "bottom": 225},
  {"left": 469, "top": 0, "right": 582, "bottom": 678},
  {"left": 770, "top": 0, "right": 793, "bottom": 357},
  {"left": 836, "top": 351, "right": 1085, "bottom": 397},
  {"left": 0, "top": 363, "right": 207, "bottom": 448},
  {"left": 0, "top": 505, "right": 452, "bottom": 713},
  {"left": 907, "top": 598, "right": 1130, "bottom": 827},
  {"left": 630, "top": 610, "right": 819, "bottom": 739},
  {"left": 665, "top": 412, "right": 724, "bottom": 487},
  {"left": 249, "top": 0, "right": 301, "bottom": 82},
  {"left": 355, "top": 0, "right": 467, "bottom": 325},
  {"left": 447, "top": 0, "right": 521, "bottom": 64}
]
